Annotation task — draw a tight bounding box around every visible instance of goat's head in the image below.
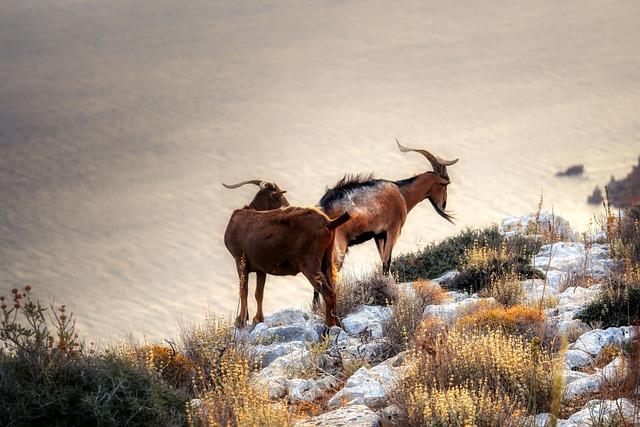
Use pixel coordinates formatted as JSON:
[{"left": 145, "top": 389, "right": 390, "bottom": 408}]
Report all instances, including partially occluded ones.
[
  {"left": 396, "top": 139, "right": 458, "bottom": 219},
  {"left": 223, "top": 179, "right": 290, "bottom": 210}
]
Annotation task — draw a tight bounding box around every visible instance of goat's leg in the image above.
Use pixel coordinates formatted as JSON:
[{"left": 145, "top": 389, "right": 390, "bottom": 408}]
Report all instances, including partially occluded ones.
[
  {"left": 252, "top": 271, "right": 266, "bottom": 325},
  {"left": 235, "top": 257, "right": 250, "bottom": 328},
  {"left": 374, "top": 232, "right": 388, "bottom": 274},
  {"left": 314, "top": 235, "right": 348, "bottom": 308},
  {"left": 381, "top": 229, "right": 400, "bottom": 275},
  {"left": 303, "top": 269, "right": 338, "bottom": 328}
]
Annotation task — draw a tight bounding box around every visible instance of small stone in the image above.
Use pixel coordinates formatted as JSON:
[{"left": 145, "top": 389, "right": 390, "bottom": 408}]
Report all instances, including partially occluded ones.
[
  {"left": 564, "top": 376, "right": 601, "bottom": 400},
  {"left": 288, "top": 378, "right": 322, "bottom": 403},
  {"left": 564, "top": 349, "right": 594, "bottom": 370},
  {"left": 264, "top": 308, "right": 309, "bottom": 327},
  {"left": 341, "top": 305, "right": 392, "bottom": 339}
]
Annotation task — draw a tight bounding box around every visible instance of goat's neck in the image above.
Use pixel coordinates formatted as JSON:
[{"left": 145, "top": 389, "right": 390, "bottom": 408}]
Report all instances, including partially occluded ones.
[{"left": 397, "top": 172, "right": 436, "bottom": 212}]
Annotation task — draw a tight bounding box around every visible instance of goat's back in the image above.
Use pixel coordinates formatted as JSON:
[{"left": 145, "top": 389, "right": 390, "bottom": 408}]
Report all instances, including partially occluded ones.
[{"left": 224, "top": 206, "right": 334, "bottom": 274}]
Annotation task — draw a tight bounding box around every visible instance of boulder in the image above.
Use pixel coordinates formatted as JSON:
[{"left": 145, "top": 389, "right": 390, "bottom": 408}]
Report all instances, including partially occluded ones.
[
  {"left": 250, "top": 322, "right": 320, "bottom": 343},
  {"left": 564, "top": 376, "right": 602, "bottom": 400},
  {"left": 295, "top": 404, "right": 381, "bottom": 427},
  {"left": 522, "top": 279, "right": 559, "bottom": 303},
  {"left": 328, "top": 361, "right": 402, "bottom": 409},
  {"left": 501, "top": 212, "right": 574, "bottom": 240},
  {"left": 423, "top": 295, "right": 495, "bottom": 324},
  {"left": 288, "top": 378, "right": 323, "bottom": 403},
  {"left": 431, "top": 270, "right": 460, "bottom": 285},
  {"left": 601, "top": 356, "right": 627, "bottom": 384},
  {"left": 563, "top": 370, "right": 592, "bottom": 385},
  {"left": 564, "top": 349, "right": 594, "bottom": 370},
  {"left": 567, "top": 398, "right": 638, "bottom": 425},
  {"left": 570, "top": 327, "right": 625, "bottom": 357},
  {"left": 532, "top": 242, "right": 612, "bottom": 278},
  {"left": 341, "top": 305, "right": 392, "bottom": 339},
  {"left": 253, "top": 340, "right": 305, "bottom": 367},
  {"left": 264, "top": 308, "right": 309, "bottom": 327}
]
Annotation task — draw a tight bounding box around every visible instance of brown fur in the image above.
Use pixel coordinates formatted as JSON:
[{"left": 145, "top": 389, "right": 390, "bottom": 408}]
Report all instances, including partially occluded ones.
[
  {"left": 318, "top": 145, "right": 457, "bottom": 286},
  {"left": 224, "top": 204, "right": 349, "bottom": 328}
]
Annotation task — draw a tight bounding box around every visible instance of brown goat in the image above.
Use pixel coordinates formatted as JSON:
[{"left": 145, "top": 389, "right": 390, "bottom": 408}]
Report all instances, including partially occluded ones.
[
  {"left": 223, "top": 179, "right": 290, "bottom": 326},
  {"left": 316, "top": 140, "right": 458, "bottom": 304},
  {"left": 224, "top": 183, "right": 350, "bottom": 327}
]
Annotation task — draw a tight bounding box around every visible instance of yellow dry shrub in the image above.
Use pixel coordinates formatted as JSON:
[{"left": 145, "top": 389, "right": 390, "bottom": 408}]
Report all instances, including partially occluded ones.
[
  {"left": 142, "top": 344, "right": 195, "bottom": 389},
  {"left": 412, "top": 280, "right": 448, "bottom": 305},
  {"left": 187, "top": 348, "right": 289, "bottom": 427},
  {"left": 481, "top": 272, "right": 524, "bottom": 307},
  {"left": 398, "top": 329, "right": 554, "bottom": 419},
  {"left": 407, "top": 381, "right": 527, "bottom": 427},
  {"left": 414, "top": 316, "right": 447, "bottom": 354},
  {"left": 456, "top": 305, "right": 545, "bottom": 339},
  {"left": 463, "top": 242, "right": 508, "bottom": 270}
]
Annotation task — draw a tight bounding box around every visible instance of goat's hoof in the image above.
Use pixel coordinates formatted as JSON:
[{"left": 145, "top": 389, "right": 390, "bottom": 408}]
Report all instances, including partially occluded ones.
[
  {"left": 235, "top": 317, "right": 246, "bottom": 329},
  {"left": 252, "top": 316, "right": 264, "bottom": 325}
]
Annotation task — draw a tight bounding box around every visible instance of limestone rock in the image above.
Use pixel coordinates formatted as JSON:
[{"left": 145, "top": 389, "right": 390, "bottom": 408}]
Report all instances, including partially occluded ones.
[
  {"left": 295, "top": 404, "right": 380, "bottom": 427},
  {"left": 564, "top": 349, "right": 594, "bottom": 370},
  {"left": 288, "top": 378, "right": 323, "bottom": 403},
  {"left": 341, "top": 305, "right": 392, "bottom": 339},
  {"left": 328, "top": 361, "right": 403, "bottom": 409}
]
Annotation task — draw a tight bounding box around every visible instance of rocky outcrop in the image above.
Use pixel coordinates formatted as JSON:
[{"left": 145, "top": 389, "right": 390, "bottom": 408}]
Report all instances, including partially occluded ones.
[{"left": 295, "top": 405, "right": 381, "bottom": 427}]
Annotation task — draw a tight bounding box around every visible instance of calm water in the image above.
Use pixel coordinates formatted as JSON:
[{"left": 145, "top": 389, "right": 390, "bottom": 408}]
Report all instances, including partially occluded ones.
[{"left": 1, "top": 0, "right": 639, "bottom": 341}]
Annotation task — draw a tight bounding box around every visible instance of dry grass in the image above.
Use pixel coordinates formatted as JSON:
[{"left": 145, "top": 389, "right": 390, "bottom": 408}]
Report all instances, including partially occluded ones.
[
  {"left": 413, "top": 316, "right": 448, "bottom": 354},
  {"left": 187, "top": 348, "right": 290, "bottom": 427},
  {"left": 455, "top": 305, "right": 546, "bottom": 339},
  {"left": 480, "top": 272, "right": 525, "bottom": 307},
  {"left": 314, "top": 271, "right": 397, "bottom": 319},
  {"left": 383, "top": 283, "right": 430, "bottom": 354},
  {"left": 412, "top": 279, "right": 448, "bottom": 305},
  {"left": 395, "top": 328, "right": 555, "bottom": 426}
]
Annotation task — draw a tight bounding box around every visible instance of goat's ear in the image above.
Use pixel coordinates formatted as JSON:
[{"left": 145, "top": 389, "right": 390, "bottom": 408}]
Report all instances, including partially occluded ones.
[
  {"left": 271, "top": 190, "right": 287, "bottom": 198},
  {"left": 438, "top": 176, "right": 450, "bottom": 185}
]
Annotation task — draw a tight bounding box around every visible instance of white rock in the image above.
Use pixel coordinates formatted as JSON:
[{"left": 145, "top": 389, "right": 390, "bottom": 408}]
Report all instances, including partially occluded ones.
[
  {"left": 563, "top": 370, "right": 592, "bottom": 385},
  {"left": 253, "top": 340, "right": 305, "bottom": 367},
  {"left": 501, "top": 212, "right": 574, "bottom": 240},
  {"left": 534, "top": 413, "right": 577, "bottom": 427},
  {"left": 557, "top": 284, "right": 602, "bottom": 313},
  {"left": 431, "top": 270, "right": 460, "bottom": 285},
  {"left": 564, "top": 349, "right": 594, "bottom": 370},
  {"left": 567, "top": 398, "right": 638, "bottom": 425},
  {"left": 533, "top": 242, "right": 612, "bottom": 278},
  {"left": 288, "top": 378, "right": 323, "bottom": 403},
  {"left": 564, "top": 376, "right": 602, "bottom": 400},
  {"left": 341, "top": 305, "right": 392, "bottom": 339},
  {"left": 295, "top": 404, "right": 381, "bottom": 427},
  {"left": 423, "top": 296, "right": 495, "bottom": 324},
  {"left": 264, "top": 308, "right": 309, "bottom": 327},
  {"left": 523, "top": 279, "right": 559, "bottom": 303},
  {"left": 328, "top": 361, "right": 403, "bottom": 409},
  {"left": 342, "top": 339, "right": 391, "bottom": 361},
  {"left": 570, "top": 327, "right": 624, "bottom": 357},
  {"left": 601, "top": 356, "right": 627, "bottom": 384},
  {"left": 253, "top": 348, "right": 312, "bottom": 398}
]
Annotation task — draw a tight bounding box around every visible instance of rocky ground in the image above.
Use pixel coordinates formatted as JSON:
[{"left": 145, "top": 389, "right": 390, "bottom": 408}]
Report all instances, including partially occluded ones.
[{"left": 201, "top": 213, "right": 639, "bottom": 426}]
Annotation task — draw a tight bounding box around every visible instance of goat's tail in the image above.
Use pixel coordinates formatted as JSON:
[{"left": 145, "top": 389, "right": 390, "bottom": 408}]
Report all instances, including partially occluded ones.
[{"left": 327, "top": 212, "right": 350, "bottom": 229}]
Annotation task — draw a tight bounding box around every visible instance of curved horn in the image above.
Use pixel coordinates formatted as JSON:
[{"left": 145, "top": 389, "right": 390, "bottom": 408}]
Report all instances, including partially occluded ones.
[
  {"left": 222, "top": 180, "right": 266, "bottom": 189},
  {"left": 396, "top": 138, "right": 441, "bottom": 172},
  {"left": 396, "top": 138, "right": 458, "bottom": 170}
]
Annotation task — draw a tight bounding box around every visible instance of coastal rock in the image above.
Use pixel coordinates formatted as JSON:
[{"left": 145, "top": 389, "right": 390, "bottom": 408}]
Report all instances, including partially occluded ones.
[
  {"left": 250, "top": 321, "right": 320, "bottom": 344},
  {"left": 564, "top": 349, "right": 594, "bottom": 370},
  {"left": 341, "top": 305, "right": 392, "bottom": 339},
  {"left": 288, "top": 378, "right": 323, "bottom": 403},
  {"left": 423, "top": 295, "right": 496, "bottom": 324},
  {"left": 567, "top": 398, "right": 638, "bottom": 425},
  {"left": 264, "top": 308, "right": 309, "bottom": 327},
  {"left": 601, "top": 356, "right": 627, "bottom": 384},
  {"left": 431, "top": 270, "right": 460, "bottom": 285},
  {"left": 328, "top": 361, "right": 402, "bottom": 409},
  {"left": 532, "top": 242, "right": 612, "bottom": 278},
  {"left": 295, "top": 404, "right": 380, "bottom": 427},
  {"left": 570, "top": 327, "right": 626, "bottom": 357},
  {"left": 253, "top": 340, "right": 305, "bottom": 367},
  {"left": 501, "top": 212, "right": 574, "bottom": 240},
  {"left": 564, "top": 376, "right": 602, "bottom": 400}
]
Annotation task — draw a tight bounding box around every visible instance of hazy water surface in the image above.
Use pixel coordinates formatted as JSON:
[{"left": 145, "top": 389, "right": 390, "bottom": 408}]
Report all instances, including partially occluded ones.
[{"left": 1, "top": 0, "right": 639, "bottom": 340}]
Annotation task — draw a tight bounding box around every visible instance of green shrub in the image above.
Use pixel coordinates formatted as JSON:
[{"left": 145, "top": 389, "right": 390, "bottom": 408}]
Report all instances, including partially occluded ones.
[
  {"left": 0, "top": 286, "right": 188, "bottom": 426},
  {"left": 576, "top": 279, "right": 640, "bottom": 328},
  {"left": 390, "top": 226, "right": 541, "bottom": 288}
]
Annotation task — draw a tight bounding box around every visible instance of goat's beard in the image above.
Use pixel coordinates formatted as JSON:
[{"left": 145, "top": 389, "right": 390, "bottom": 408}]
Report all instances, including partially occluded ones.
[{"left": 428, "top": 198, "right": 455, "bottom": 224}]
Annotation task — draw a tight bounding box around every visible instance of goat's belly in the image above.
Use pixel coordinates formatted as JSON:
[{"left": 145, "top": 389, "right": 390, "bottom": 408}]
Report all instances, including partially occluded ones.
[{"left": 252, "top": 258, "right": 299, "bottom": 276}]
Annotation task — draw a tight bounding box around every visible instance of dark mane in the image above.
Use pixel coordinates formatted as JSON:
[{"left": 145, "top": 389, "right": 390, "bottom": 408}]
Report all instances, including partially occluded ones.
[{"left": 318, "top": 173, "right": 377, "bottom": 208}]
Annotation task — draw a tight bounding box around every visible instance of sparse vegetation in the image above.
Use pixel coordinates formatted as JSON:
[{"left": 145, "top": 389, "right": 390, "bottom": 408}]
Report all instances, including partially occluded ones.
[
  {"left": 480, "top": 272, "right": 525, "bottom": 307},
  {"left": 391, "top": 226, "right": 539, "bottom": 280},
  {"left": 0, "top": 286, "right": 189, "bottom": 427},
  {"left": 395, "top": 328, "right": 555, "bottom": 426},
  {"left": 314, "top": 271, "right": 397, "bottom": 319},
  {"left": 383, "top": 281, "right": 447, "bottom": 354},
  {"left": 456, "top": 305, "right": 546, "bottom": 340}
]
